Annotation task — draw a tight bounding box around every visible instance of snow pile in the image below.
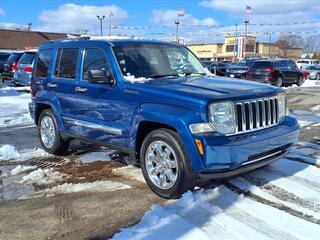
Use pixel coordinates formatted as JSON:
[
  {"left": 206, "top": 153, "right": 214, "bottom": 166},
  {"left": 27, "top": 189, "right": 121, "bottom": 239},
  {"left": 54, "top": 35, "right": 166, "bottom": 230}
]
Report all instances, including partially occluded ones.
[
  {"left": 301, "top": 79, "right": 320, "bottom": 87},
  {"left": 292, "top": 109, "right": 320, "bottom": 127},
  {"left": 19, "top": 168, "right": 66, "bottom": 185},
  {"left": 78, "top": 151, "right": 111, "bottom": 164},
  {"left": 0, "top": 145, "right": 50, "bottom": 161},
  {"left": 11, "top": 165, "right": 37, "bottom": 176},
  {"left": 0, "top": 86, "right": 33, "bottom": 127},
  {"left": 0, "top": 145, "right": 21, "bottom": 160}
]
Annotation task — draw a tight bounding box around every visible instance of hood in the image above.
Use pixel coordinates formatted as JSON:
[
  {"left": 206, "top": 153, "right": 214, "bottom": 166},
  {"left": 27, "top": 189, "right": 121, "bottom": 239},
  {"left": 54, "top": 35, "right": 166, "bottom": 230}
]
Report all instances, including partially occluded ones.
[{"left": 128, "top": 76, "right": 282, "bottom": 106}]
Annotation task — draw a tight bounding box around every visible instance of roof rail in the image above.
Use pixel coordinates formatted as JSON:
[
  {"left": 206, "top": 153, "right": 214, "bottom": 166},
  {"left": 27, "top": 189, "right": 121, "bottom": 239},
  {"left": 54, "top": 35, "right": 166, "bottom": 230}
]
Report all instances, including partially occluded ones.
[{"left": 47, "top": 35, "right": 91, "bottom": 43}]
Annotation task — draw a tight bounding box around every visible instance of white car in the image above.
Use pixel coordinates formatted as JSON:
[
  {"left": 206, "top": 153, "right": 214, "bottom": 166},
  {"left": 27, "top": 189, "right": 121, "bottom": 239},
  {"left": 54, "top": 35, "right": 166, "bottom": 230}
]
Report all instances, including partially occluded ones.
[{"left": 296, "top": 59, "right": 319, "bottom": 70}]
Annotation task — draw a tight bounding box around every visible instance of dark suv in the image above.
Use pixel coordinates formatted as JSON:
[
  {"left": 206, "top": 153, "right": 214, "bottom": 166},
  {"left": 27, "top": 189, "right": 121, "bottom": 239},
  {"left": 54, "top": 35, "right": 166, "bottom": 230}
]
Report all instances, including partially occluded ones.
[
  {"left": 2, "top": 52, "right": 23, "bottom": 80},
  {"left": 247, "top": 59, "right": 304, "bottom": 87},
  {"left": 29, "top": 37, "right": 299, "bottom": 198}
]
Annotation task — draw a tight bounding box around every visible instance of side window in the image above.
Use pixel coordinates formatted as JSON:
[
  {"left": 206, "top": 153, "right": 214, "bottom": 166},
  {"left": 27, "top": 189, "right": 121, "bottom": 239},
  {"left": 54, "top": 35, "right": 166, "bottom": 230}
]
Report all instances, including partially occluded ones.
[
  {"left": 82, "top": 48, "right": 110, "bottom": 81},
  {"left": 54, "top": 48, "right": 79, "bottom": 79},
  {"left": 277, "top": 61, "right": 287, "bottom": 68},
  {"left": 36, "top": 49, "right": 53, "bottom": 78}
]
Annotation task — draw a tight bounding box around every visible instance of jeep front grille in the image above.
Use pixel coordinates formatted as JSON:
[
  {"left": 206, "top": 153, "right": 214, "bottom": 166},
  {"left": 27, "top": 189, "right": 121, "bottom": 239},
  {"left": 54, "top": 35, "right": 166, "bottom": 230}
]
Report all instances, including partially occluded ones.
[{"left": 235, "top": 97, "right": 279, "bottom": 133}]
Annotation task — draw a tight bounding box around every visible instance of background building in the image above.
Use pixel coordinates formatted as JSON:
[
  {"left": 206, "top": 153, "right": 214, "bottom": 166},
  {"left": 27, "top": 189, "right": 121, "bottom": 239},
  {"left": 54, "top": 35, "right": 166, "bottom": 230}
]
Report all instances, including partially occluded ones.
[
  {"left": 0, "top": 29, "right": 69, "bottom": 52},
  {"left": 188, "top": 35, "right": 303, "bottom": 61}
]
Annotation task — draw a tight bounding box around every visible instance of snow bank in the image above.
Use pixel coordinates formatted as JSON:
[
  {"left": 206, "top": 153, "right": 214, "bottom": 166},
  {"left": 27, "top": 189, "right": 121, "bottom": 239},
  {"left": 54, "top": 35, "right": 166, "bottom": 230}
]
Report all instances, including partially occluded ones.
[
  {"left": 11, "top": 165, "right": 37, "bottom": 176},
  {"left": 0, "top": 145, "right": 21, "bottom": 160},
  {"left": 78, "top": 151, "right": 111, "bottom": 164},
  {"left": 19, "top": 168, "right": 66, "bottom": 185},
  {"left": 0, "top": 145, "right": 50, "bottom": 161},
  {"left": 0, "top": 86, "right": 33, "bottom": 127},
  {"left": 285, "top": 79, "right": 320, "bottom": 89}
]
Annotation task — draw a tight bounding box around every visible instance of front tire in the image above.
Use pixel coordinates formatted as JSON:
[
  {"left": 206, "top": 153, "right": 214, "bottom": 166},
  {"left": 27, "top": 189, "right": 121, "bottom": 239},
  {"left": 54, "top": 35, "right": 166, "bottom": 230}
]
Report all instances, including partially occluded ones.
[
  {"left": 140, "top": 128, "right": 197, "bottom": 199},
  {"left": 38, "top": 109, "right": 69, "bottom": 155}
]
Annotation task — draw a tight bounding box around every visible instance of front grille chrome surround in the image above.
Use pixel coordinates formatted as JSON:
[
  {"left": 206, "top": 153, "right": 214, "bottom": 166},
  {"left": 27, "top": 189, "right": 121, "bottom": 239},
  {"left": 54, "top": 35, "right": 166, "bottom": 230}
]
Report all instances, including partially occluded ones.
[{"left": 234, "top": 96, "right": 280, "bottom": 135}]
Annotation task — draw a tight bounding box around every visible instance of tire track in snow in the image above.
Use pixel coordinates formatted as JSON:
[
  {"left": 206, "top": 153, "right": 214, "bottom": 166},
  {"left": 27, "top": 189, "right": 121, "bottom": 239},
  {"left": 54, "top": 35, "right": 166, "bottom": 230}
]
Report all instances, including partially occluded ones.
[
  {"left": 204, "top": 191, "right": 299, "bottom": 240},
  {"left": 242, "top": 175, "right": 320, "bottom": 213}
]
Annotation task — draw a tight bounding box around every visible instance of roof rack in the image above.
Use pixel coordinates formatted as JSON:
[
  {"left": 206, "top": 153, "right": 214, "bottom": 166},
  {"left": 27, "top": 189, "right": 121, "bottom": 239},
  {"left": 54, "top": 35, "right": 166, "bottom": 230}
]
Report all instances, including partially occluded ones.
[{"left": 47, "top": 35, "right": 132, "bottom": 44}]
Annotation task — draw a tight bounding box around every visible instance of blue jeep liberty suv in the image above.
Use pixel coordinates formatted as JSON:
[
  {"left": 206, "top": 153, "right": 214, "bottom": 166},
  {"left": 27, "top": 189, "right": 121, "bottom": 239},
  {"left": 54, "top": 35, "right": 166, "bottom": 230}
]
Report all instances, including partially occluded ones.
[{"left": 29, "top": 37, "right": 300, "bottom": 198}]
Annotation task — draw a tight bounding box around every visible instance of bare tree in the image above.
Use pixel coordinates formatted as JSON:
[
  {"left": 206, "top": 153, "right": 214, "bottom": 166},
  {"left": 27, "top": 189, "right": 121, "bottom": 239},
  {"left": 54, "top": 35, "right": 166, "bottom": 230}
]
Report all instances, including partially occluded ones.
[
  {"left": 304, "top": 35, "right": 320, "bottom": 54},
  {"left": 275, "top": 34, "right": 304, "bottom": 58}
]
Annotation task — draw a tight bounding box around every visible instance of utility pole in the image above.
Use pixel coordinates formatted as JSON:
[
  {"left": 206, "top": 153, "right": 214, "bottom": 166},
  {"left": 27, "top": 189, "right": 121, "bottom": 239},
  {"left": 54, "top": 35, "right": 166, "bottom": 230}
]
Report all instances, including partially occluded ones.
[
  {"left": 175, "top": 9, "right": 184, "bottom": 43},
  {"left": 243, "top": 6, "right": 252, "bottom": 59},
  {"left": 268, "top": 32, "right": 272, "bottom": 58},
  {"left": 233, "top": 23, "right": 238, "bottom": 61},
  {"left": 96, "top": 15, "right": 105, "bottom": 36},
  {"left": 108, "top": 9, "right": 114, "bottom": 36}
]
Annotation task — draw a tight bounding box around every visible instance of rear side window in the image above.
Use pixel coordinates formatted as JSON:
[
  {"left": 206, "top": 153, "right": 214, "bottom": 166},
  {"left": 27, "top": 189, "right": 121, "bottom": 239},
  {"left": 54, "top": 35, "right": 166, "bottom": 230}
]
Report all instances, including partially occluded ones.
[
  {"left": 251, "top": 62, "right": 272, "bottom": 69},
  {"left": 82, "top": 48, "right": 110, "bottom": 81},
  {"left": 0, "top": 54, "right": 10, "bottom": 60},
  {"left": 54, "top": 48, "right": 79, "bottom": 79},
  {"left": 36, "top": 49, "right": 53, "bottom": 78},
  {"left": 277, "top": 61, "right": 288, "bottom": 68},
  {"left": 18, "top": 52, "right": 36, "bottom": 64}
]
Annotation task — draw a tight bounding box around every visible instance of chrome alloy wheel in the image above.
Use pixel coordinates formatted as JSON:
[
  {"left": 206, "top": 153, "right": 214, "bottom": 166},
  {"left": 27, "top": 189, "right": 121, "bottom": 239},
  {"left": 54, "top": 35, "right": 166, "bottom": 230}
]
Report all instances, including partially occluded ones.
[
  {"left": 145, "top": 140, "right": 179, "bottom": 189},
  {"left": 40, "top": 116, "right": 56, "bottom": 149}
]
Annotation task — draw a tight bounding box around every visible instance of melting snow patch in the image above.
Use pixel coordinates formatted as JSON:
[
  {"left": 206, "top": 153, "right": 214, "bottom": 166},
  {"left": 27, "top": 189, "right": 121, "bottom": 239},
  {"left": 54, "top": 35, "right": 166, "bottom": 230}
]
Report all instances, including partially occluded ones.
[
  {"left": 11, "top": 165, "right": 37, "bottom": 176},
  {"left": 0, "top": 145, "right": 50, "bottom": 162},
  {"left": 78, "top": 151, "right": 111, "bottom": 164},
  {"left": 113, "top": 165, "right": 145, "bottom": 183},
  {"left": 19, "top": 168, "right": 66, "bottom": 185}
]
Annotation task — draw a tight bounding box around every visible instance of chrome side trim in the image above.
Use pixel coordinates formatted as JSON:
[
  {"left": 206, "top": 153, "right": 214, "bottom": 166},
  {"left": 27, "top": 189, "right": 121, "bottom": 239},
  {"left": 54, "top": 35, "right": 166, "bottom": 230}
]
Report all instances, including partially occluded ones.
[{"left": 63, "top": 116, "right": 122, "bottom": 135}]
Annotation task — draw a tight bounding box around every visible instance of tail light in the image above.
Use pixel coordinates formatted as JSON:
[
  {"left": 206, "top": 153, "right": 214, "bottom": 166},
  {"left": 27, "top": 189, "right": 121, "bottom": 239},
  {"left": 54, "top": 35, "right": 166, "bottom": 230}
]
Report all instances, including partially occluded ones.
[
  {"left": 12, "top": 62, "right": 18, "bottom": 72},
  {"left": 264, "top": 68, "right": 275, "bottom": 73},
  {"left": 24, "top": 67, "right": 33, "bottom": 73},
  {"left": 303, "top": 71, "right": 309, "bottom": 79}
]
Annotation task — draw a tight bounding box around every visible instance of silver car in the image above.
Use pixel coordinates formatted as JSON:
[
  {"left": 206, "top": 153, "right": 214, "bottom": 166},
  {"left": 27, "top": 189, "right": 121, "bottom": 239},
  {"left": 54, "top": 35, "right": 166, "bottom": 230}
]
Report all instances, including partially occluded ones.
[
  {"left": 12, "top": 51, "right": 37, "bottom": 86},
  {"left": 304, "top": 65, "right": 320, "bottom": 80}
]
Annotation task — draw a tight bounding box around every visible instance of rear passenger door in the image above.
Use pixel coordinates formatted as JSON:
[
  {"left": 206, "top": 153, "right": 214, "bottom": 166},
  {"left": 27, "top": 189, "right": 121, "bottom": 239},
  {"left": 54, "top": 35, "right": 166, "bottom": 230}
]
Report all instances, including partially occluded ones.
[{"left": 49, "top": 48, "right": 80, "bottom": 135}]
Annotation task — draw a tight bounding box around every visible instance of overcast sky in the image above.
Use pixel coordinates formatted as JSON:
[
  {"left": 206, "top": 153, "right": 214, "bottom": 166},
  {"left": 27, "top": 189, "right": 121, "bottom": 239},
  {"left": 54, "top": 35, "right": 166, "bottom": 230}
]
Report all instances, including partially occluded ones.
[{"left": 0, "top": 0, "right": 320, "bottom": 42}]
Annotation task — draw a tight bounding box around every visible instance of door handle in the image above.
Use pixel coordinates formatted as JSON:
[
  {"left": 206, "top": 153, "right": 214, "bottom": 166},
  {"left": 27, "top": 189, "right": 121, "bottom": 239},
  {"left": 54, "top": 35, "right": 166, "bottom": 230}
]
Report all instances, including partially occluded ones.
[
  {"left": 75, "top": 87, "right": 88, "bottom": 93},
  {"left": 47, "top": 83, "right": 57, "bottom": 88}
]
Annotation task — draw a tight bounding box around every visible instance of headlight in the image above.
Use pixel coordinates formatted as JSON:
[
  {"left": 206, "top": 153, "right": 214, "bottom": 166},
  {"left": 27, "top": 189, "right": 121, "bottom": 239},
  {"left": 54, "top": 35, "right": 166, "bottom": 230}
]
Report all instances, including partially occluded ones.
[
  {"left": 277, "top": 93, "right": 287, "bottom": 121},
  {"left": 209, "top": 101, "right": 236, "bottom": 135}
]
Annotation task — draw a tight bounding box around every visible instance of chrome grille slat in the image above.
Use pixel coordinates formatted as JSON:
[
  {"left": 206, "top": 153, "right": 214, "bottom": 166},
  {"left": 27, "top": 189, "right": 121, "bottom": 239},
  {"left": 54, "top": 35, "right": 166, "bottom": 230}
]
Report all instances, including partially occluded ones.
[{"left": 236, "top": 96, "right": 279, "bottom": 134}]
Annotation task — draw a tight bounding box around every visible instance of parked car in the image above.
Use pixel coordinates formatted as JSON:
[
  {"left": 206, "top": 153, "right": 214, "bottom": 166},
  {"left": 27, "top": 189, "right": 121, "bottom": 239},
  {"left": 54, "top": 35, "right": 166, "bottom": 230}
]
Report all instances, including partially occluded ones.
[
  {"left": 12, "top": 50, "right": 37, "bottom": 86},
  {"left": 0, "top": 52, "right": 11, "bottom": 74},
  {"left": 247, "top": 59, "right": 304, "bottom": 87},
  {"left": 2, "top": 52, "right": 23, "bottom": 80},
  {"left": 226, "top": 58, "right": 260, "bottom": 79},
  {"left": 303, "top": 65, "right": 320, "bottom": 80},
  {"left": 203, "top": 61, "right": 227, "bottom": 76},
  {"left": 296, "top": 59, "right": 319, "bottom": 70},
  {"left": 29, "top": 38, "right": 299, "bottom": 198}
]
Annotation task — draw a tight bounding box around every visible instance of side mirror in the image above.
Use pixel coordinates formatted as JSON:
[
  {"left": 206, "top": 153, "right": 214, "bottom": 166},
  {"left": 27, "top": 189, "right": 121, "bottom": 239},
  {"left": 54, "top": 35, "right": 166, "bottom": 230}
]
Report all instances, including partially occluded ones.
[{"left": 88, "top": 69, "right": 113, "bottom": 84}]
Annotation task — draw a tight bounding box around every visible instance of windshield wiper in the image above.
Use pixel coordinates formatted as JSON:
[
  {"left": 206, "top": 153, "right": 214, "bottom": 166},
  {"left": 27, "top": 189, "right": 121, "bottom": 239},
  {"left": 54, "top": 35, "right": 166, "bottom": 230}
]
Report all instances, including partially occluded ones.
[
  {"left": 146, "top": 73, "right": 179, "bottom": 79},
  {"left": 183, "top": 72, "right": 207, "bottom": 76}
]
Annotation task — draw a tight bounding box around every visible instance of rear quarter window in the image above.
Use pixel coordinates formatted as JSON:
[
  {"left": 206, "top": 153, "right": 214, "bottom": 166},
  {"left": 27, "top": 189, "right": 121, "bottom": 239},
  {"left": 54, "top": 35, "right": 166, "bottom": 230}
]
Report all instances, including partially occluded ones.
[
  {"left": 19, "top": 52, "right": 36, "bottom": 64},
  {"left": 36, "top": 49, "right": 53, "bottom": 78}
]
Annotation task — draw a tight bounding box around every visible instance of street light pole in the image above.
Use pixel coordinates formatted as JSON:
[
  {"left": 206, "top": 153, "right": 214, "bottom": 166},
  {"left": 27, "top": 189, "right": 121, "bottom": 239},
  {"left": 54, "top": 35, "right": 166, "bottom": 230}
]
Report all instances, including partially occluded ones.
[
  {"left": 97, "top": 15, "right": 105, "bottom": 36},
  {"left": 268, "top": 32, "right": 272, "bottom": 58},
  {"left": 175, "top": 9, "right": 184, "bottom": 43},
  {"left": 108, "top": 9, "right": 114, "bottom": 36},
  {"left": 233, "top": 23, "right": 238, "bottom": 61},
  {"left": 243, "top": 19, "right": 249, "bottom": 59}
]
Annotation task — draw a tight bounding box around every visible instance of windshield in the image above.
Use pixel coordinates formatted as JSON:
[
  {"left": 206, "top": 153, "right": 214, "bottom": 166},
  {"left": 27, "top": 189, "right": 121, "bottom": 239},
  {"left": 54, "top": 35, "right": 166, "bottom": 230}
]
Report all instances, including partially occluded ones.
[{"left": 113, "top": 44, "right": 206, "bottom": 81}]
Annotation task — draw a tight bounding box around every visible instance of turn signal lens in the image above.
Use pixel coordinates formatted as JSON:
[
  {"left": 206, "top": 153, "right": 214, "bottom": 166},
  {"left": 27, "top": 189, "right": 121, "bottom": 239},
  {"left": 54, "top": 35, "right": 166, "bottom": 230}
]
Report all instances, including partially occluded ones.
[{"left": 195, "top": 139, "right": 204, "bottom": 156}]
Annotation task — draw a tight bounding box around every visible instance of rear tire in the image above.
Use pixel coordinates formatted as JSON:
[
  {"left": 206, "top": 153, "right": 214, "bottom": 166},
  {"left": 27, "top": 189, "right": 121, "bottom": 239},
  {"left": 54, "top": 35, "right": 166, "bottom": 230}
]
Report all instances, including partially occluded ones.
[
  {"left": 140, "top": 128, "right": 197, "bottom": 199},
  {"left": 316, "top": 73, "right": 320, "bottom": 80},
  {"left": 38, "top": 109, "right": 69, "bottom": 155},
  {"left": 297, "top": 76, "right": 304, "bottom": 86},
  {"left": 275, "top": 76, "right": 283, "bottom": 87}
]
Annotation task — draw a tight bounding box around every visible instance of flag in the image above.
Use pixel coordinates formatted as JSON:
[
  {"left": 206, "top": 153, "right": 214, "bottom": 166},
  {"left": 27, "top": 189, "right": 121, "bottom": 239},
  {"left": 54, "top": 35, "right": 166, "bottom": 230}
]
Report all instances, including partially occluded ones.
[
  {"left": 178, "top": 9, "right": 185, "bottom": 17},
  {"left": 246, "top": 6, "right": 253, "bottom": 14}
]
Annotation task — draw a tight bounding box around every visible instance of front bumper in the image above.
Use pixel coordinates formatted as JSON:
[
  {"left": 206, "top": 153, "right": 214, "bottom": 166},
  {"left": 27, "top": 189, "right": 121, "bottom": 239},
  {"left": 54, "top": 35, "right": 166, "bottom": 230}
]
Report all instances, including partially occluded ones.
[{"left": 195, "top": 116, "right": 299, "bottom": 179}]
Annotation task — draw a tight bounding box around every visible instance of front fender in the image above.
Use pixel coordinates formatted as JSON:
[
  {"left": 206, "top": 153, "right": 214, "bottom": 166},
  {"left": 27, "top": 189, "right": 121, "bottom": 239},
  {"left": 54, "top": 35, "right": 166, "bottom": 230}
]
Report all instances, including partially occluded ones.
[
  {"left": 35, "top": 90, "right": 65, "bottom": 131},
  {"left": 130, "top": 103, "right": 207, "bottom": 171}
]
